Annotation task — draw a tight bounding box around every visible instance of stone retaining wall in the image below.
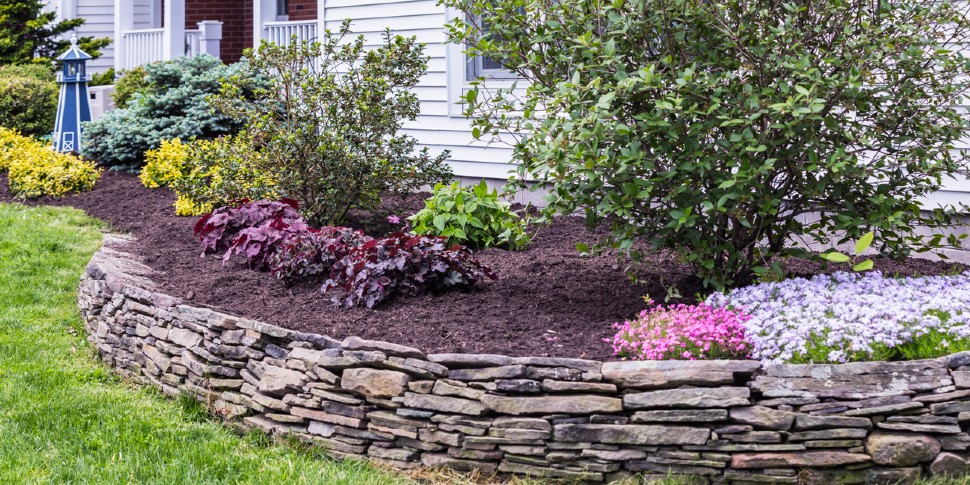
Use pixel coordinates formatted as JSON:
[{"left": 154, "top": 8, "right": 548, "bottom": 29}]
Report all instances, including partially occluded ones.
[{"left": 78, "top": 236, "right": 970, "bottom": 483}]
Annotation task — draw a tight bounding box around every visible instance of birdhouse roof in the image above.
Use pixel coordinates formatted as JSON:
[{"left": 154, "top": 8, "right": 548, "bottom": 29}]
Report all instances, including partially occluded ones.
[{"left": 57, "top": 34, "right": 92, "bottom": 62}]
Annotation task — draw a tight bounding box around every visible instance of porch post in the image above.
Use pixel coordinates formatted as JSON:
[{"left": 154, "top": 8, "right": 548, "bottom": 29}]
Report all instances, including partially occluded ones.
[
  {"left": 163, "top": 0, "right": 186, "bottom": 60},
  {"left": 151, "top": 0, "right": 162, "bottom": 28},
  {"left": 57, "top": 0, "right": 77, "bottom": 22},
  {"left": 113, "top": 0, "right": 134, "bottom": 71},
  {"left": 317, "top": 0, "right": 326, "bottom": 42},
  {"left": 198, "top": 21, "right": 224, "bottom": 59},
  {"left": 253, "top": 0, "right": 276, "bottom": 49}
]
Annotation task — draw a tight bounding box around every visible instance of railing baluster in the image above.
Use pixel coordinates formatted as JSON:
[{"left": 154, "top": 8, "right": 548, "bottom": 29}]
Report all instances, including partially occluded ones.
[{"left": 265, "top": 20, "right": 317, "bottom": 49}]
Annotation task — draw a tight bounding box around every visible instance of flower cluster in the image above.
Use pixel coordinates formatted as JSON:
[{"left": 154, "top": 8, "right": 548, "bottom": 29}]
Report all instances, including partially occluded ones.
[
  {"left": 706, "top": 271, "right": 970, "bottom": 363},
  {"left": 608, "top": 301, "right": 752, "bottom": 360}
]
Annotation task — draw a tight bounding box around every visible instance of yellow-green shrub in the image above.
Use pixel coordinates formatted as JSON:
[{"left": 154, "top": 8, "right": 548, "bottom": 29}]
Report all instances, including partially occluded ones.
[
  {"left": 140, "top": 138, "right": 187, "bottom": 188},
  {"left": 1, "top": 130, "right": 101, "bottom": 198},
  {"left": 0, "top": 127, "right": 34, "bottom": 171},
  {"left": 174, "top": 194, "right": 213, "bottom": 216},
  {"left": 170, "top": 133, "right": 277, "bottom": 216}
]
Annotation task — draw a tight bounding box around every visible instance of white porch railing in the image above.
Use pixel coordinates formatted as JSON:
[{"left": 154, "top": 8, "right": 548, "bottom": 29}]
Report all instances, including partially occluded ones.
[
  {"left": 120, "top": 28, "right": 203, "bottom": 70},
  {"left": 264, "top": 20, "right": 318, "bottom": 47},
  {"left": 185, "top": 30, "right": 202, "bottom": 57}
]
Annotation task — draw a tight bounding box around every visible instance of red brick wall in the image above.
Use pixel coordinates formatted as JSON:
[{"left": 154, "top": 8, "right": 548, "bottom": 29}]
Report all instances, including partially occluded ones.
[
  {"left": 288, "top": 1, "right": 317, "bottom": 22},
  {"left": 184, "top": 0, "right": 254, "bottom": 64},
  {"left": 160, "top": 1, "right": 317, "bottom": 64}
]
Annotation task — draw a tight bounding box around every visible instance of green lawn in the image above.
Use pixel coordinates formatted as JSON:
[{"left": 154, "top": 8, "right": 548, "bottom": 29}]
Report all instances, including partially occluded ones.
[{"left": 0, "top": 202, "right": 413, "bottom": 484}]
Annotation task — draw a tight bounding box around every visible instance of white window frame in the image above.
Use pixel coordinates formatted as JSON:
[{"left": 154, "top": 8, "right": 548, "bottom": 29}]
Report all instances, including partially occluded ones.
[
  {"left": 445, "top": 7, "right": 524, "bottom": 118},
  {"left": 276, "top": 0, "right": 290, "bottom": 21}
]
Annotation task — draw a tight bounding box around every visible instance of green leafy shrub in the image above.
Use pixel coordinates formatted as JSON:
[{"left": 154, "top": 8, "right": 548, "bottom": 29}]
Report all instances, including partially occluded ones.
[
  {"left": 0, "top": 64, "right": 54, "bottom": 81},
  {"left": 0, "top": 70, "right": 57, "bottom": 138},
  {"left": 211, "top": 21, "right": 452, "bottom": 226},
  {"left": 408, "top": 180, "right": 531, "bottom": 250},
  {"left": 0, "top": 0, "right": 109, "bottom": 64},
  {"left": 169, "top": 133, "right": 277, "bottom": 216},
  {"left": 0, "top": 127, "right": 101, "bottom": 197},
  {"left": 89, "top": 67, "right": 115, "bottom": 87},
  {"left": 81, "top": 54, "right": 259, "bottom": 168},
  {"left": 112, "top": 65, "right": 149, "bottom": 109},
  {"left": 444, "top": 0, "right": 970, "bottom": 289}
]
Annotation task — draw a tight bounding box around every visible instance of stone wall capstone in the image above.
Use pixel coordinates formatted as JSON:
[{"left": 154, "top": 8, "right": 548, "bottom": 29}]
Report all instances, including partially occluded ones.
[{"left": 77, "top": 236, "right": 970, "bottom": 483}]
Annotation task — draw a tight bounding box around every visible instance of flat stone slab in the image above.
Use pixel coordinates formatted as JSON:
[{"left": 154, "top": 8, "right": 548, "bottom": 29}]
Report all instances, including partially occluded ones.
[
  {"left": 731, "top": 451, "right": 871, "bottom": 468},
  {"left": 623, "top": 387, "right": 750, "bottom": 409},
  {"left": 553, "top": 424, "right": 710, "bottom": 445},
  {"left": 481, "top": 394, "right": 622, "bottom": 415},
  {"left": 602, "top": 360, "right": 758, "bottom": 388}
]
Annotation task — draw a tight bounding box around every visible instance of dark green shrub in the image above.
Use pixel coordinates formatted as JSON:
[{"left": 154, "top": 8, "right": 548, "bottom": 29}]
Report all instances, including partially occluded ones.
[
  {"left": 211, "top": 21, "right": 452, "bottom": 226},
  {"left": 89, "top": 68, "right": 115, "bottom": 87},
  {"left": 0, "top": 0, "right": 109, "bottom": 64},
  {"left": 0, "top": 73, "right": 57, "bottom": 137},
  {"left": 112, "top": 65, "right": 148, "bottom": 109},
  {"left": 444, "top": 0, "right": 970, "bottom": 289},
  {"left": 81, "top": 54, "right": 258, "bottom": 168},
  {"left": 408, "top": 180, "right": 531, "bottom": 250}
]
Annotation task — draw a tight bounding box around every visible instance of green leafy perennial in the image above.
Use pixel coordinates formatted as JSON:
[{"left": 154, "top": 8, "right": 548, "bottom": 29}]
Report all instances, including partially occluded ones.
[
  {"left": 443, "top": 0, "right": 970, "bottom": 289},
  {"left": 409, "top": 180, "right": 531, "bottom": 250}
]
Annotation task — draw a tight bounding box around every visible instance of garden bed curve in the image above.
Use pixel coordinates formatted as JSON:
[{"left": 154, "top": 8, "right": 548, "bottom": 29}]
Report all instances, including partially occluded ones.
[{"left": 79, "top": 234, "right": 970, "bottom": 484}]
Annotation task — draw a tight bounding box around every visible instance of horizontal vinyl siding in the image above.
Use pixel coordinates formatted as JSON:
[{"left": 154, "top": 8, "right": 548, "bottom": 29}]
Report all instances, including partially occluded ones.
[
  {"left": 325, "top": 0, "right": 516, "bottom": 180},
  {"left": 75, "top": 0, "right": 116, "bottom": 72},
  {"left": 60, "top": 0, "right": 153, "bottom": 73}
]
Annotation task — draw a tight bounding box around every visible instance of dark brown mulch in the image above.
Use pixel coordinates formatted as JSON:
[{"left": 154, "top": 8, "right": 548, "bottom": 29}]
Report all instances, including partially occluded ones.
[{"left": 2, "top": 171, "right": 965, "bottom": 360}]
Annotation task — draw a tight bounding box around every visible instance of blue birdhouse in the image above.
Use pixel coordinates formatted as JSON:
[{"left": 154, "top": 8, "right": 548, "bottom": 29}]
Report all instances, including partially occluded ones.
[{"left": 53, "top": 34, "right": 92, "bottom": 153}]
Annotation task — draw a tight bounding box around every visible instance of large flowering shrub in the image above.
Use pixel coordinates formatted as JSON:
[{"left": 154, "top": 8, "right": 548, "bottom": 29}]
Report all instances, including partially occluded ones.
[
  {"left": 707, "top": 271, "right": 970, "bottom": 364},
  {"left": 609, "top": 302, "right": 752, "bottom": 360}
]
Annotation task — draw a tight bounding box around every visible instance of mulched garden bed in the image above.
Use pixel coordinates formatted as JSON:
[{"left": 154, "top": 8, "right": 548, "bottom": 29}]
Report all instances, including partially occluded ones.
[{"left": 2, "top": 171, "right": 965, "bottom": 360}]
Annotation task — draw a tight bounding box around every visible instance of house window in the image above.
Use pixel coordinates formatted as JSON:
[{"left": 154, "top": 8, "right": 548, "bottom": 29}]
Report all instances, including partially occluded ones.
[
  {"left": 465, "top": 13, "right": 522, "bottom": 81},
  {"left": 276, "top": 0, "right": 289, "bottom": 21},
  {"left": 466, "top": 53, "right": 519, "bottom": 81}
]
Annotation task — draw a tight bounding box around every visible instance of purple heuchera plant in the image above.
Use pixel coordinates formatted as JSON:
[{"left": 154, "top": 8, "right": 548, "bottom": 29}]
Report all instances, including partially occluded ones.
[
  {"left": 270, "top": 226, "right": 372, "bottom": 282},
  {"left": 196, "top": 199, "right": 495, "bottom": 307},
  {"left": 609, "top": 300, "right": 752, "bottom": 360},
  {"left": 324, "top": 232, "right": 496, "bottom": 308},
  {"left": 706, "top": 271, "right": 970, "bottom": 363},
  {"left": 194, "top": 198, "right": 303, "bottom": 256}
]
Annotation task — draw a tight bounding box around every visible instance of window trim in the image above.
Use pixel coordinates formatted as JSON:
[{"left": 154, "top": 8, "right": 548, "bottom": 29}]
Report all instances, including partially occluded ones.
[
  {"left": 445, "top": 7, "right": 524, "bottom": 118},
  {"left": 276, "top": 0, "right": 289, "bottom": 21}
]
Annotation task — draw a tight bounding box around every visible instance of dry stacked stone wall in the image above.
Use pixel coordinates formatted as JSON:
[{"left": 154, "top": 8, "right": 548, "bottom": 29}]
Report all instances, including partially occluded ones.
[{"left": 78, "top": 236, "right": 970, "bottom": 483}]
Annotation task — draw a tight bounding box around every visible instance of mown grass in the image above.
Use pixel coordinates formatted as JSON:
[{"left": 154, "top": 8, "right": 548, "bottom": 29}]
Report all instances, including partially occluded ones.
[{"left": 0, "top": 202, "right": 413, "bottom": 484}]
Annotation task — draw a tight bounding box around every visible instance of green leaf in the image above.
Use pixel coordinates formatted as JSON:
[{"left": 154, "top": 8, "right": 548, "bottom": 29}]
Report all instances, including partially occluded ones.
[
  {"left": 718, "top": 180, "right": 736, "bottom": 189},
  {"left": 432, "top": 214, "right": 446, "bottom": 232},
  {"left": 576, "top": 242, "right": 589, "bottom": 253},
  {"left": 855, "top": 232, "right": 874, "bottom": 255},
  {"left": 821, "top": 251, "right": 851, "bottom": 263},
  {"left": 852, "top": 260, "right": 874, "bottom": 271}
]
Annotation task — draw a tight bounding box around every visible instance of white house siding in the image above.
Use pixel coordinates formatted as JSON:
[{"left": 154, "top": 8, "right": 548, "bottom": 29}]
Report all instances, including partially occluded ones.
[
  {"left": 323, "top": 0, "right": 519, "bottom": 181},
  {"left": 47, "top": 0, "right": 155, "bottom": 73}
]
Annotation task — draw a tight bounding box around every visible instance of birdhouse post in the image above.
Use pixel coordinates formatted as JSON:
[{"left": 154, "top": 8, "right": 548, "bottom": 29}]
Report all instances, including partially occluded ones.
[{"left": 53, "top": 34, "right": 93, "bottom": 153}]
